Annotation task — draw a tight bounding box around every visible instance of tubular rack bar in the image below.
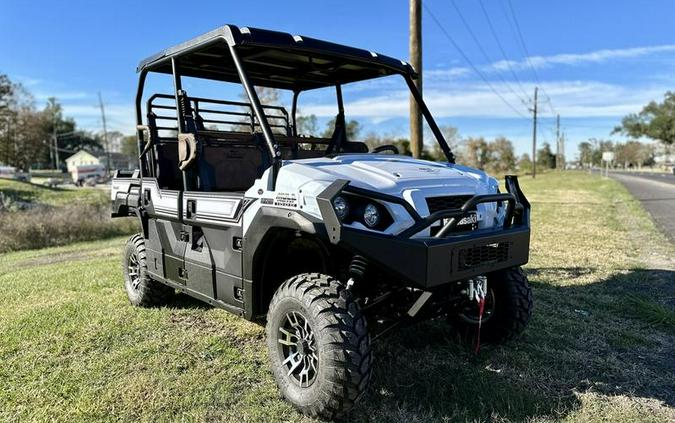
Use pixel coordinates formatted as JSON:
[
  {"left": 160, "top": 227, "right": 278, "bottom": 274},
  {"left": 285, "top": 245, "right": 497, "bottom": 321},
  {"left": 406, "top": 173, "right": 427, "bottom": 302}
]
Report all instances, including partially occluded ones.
[{"left": 146, "top": 93, "right": 291, "bottom": 134}]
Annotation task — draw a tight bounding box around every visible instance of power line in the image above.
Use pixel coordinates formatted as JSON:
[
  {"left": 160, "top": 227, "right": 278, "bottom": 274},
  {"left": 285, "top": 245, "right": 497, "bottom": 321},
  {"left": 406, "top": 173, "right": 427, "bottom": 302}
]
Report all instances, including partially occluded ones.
[
  {"left": 423, "top": 2, "right": 530, "bottom": 120},
  {"left": 505, "top": 0, "right": 558, "bottom": 117},
  {"left": 449, "top": 0, "right": 530, "bottom": 106},
  {"left": 477, "top": 0, "right": 530, "bottom": 102}
]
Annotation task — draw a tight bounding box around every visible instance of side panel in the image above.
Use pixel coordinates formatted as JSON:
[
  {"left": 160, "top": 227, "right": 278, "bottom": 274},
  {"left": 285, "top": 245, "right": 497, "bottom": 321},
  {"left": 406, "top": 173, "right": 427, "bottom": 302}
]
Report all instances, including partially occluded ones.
[
  {"left": 141, "top": 178, "right": 187, "bottom": 283},
  {"left": 182, "top": 191, "right": 247, "bottom": 309}
]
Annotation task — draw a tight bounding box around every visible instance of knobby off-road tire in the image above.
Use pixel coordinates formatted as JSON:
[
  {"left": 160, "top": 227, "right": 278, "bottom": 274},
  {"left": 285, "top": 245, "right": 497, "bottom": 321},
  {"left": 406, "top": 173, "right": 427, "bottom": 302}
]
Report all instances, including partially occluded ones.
[
  {"left": 266, "top": 273, "right": 372, "bottom": 420},
  {"left": 451, "top": 266, "right": 533, "bottom": 344},
  {"left": 123, "top": 234, "right": 173, "bottom": 307}
]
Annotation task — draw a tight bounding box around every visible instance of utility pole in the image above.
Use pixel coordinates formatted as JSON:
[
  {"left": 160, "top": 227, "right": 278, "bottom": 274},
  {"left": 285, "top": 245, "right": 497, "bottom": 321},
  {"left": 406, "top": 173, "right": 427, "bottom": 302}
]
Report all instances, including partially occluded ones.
[
  {"left": 530, "top": 86, "right": 538, "bottom": 178},
  {"left": 555, "top": 113, "right": 560, "bottom": 170},
  {"left": 409, "top": 0, "right": 423, "bottom": 158},
  {"left": 560, "top": 130, "right": 566, "bottom": 170},
  {"left": 98, "top": 92, "right": 111, "bottom": 174},
  {"left": 52, "top": 114, "right": 59, "bottom": 170}
]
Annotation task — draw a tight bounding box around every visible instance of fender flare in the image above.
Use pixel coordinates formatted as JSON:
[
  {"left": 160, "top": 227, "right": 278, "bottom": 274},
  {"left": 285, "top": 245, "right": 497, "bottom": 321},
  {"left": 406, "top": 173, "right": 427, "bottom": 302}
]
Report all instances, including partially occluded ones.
[{"left": 241, "top": 205, "right": 327, "bottom": 319}]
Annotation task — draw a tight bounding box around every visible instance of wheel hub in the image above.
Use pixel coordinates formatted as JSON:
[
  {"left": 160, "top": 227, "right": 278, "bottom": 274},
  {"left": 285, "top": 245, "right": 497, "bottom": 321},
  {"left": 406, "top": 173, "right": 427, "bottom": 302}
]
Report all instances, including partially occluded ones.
[
  {"left": 278, "top": 311, "right": 318, "bottom": 387},
  {"left": 127, "top": 253, "right": 141, "bottom": 290}
]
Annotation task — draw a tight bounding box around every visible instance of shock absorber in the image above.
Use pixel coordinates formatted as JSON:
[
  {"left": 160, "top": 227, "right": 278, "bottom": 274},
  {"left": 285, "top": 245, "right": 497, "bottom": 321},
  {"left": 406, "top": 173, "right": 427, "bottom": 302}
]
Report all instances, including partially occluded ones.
[{"left": 347, "top": 255, "right": 369, "bottom": 289}]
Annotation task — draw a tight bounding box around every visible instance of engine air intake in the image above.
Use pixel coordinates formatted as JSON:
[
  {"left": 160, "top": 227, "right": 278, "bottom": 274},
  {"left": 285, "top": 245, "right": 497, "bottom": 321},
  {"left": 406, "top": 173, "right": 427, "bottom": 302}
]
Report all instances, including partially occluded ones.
[{"left": 426, "top": 195, "right": 473, "bottom": 214}]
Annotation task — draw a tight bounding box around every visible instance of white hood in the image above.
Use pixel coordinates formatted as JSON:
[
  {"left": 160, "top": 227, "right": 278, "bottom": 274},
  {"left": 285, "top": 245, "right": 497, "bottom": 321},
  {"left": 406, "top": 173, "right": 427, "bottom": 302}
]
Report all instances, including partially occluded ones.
[
  {"left": 275, "top": 154, "right": 494, "bottom": 196},
  {"left": 244, "top": 154, "right": 502, "bottom": 236}
]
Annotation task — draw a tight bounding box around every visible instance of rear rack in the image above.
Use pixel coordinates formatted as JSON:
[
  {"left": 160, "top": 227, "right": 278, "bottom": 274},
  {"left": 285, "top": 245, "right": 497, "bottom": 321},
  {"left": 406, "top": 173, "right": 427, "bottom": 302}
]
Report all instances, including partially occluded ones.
[{"left": 147, "top": 93, "right": 291, "bottom": 137}]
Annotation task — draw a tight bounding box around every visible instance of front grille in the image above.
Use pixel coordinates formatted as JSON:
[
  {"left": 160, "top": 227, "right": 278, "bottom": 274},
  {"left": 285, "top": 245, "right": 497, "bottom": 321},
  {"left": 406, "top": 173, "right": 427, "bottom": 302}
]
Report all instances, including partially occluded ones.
[
  {"left": 427, "top": 195, "right": 477, "bottom": 235},
  {"left": 458, "top": 242, "right": 511, "bottom": 271},
  {"left": 426, "top": 195, "right": 472, "bottom": 214}
]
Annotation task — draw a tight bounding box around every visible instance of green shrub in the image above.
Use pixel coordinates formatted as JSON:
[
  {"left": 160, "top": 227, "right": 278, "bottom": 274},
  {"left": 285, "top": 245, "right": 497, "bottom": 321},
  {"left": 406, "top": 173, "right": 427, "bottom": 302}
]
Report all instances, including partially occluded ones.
[{"left": 0, "top": 204, "right": 137, "bottom": 253}]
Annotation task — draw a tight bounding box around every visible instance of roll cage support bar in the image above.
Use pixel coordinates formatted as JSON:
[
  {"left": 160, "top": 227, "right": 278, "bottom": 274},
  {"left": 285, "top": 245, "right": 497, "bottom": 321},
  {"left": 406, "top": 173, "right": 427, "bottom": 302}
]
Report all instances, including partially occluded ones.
[{"left": 133, "top": 46, "right": 457, "bottom": 190}]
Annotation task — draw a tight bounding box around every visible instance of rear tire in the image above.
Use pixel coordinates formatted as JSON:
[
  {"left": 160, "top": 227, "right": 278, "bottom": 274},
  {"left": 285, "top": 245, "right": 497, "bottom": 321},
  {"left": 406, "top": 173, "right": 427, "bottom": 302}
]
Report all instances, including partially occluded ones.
[
  {"left": 266, "top": 273, "right": 372, "bottom": 419},
  {"left": 123, "top": 234, "right": 173, "bottom": 307},
  {"left": 450, "top": 266, "right": 533, "bottom": 344}
]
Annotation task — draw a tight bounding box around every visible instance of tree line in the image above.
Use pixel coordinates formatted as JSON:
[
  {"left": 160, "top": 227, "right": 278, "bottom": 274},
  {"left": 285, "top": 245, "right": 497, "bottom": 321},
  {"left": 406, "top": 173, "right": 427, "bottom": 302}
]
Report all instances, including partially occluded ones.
[
  {"left": 577, "top": 139, "right": 657, "bottom": 168},
  {"left": 577, "top": 91, "right": 675, "bottom": 169},
  {"left": 0, "top": 74, "right": 104, "bottom": 170}
]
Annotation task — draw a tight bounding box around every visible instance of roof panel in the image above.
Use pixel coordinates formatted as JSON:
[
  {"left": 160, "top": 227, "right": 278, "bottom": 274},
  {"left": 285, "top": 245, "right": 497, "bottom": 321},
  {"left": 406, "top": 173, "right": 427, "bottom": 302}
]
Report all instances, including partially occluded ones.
[{"left": 137, "top": 24, "right": 416, "bottom": 90}]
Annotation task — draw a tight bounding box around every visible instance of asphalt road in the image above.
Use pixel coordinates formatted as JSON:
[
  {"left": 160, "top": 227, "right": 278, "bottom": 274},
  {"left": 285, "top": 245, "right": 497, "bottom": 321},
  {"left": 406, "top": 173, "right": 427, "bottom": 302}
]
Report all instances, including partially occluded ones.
[{"left": 609, "top": 171, "right": 675, "bottom": 242}]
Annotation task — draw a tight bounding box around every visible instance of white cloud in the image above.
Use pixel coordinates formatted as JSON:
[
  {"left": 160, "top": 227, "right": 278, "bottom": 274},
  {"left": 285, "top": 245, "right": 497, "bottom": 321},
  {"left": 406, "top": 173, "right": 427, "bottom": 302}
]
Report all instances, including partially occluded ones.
[
  {"left": 62, "top": 103, "right": 135, "bottom": 133},
  {"left": 33, "top": 91, "right": 89, "bottom": 101},
  {"left": 302, "top": 80, "right": 668, "bottom": 120},
  {"left": 423, "top": 44, "right": 675, "bottom": 82},
  {"left": 487, "top": 44, "right": 675, "bottom": 72}
]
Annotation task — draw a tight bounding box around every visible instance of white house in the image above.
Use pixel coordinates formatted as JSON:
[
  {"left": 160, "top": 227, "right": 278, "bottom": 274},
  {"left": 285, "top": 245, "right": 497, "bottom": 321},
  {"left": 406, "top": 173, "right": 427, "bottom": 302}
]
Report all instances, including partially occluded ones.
[
  {"left": 65, "top": 150, "right": 101, "bottom": 172},
  {"left": 65, "top": 150, "right": 135, "bottom": 174}
]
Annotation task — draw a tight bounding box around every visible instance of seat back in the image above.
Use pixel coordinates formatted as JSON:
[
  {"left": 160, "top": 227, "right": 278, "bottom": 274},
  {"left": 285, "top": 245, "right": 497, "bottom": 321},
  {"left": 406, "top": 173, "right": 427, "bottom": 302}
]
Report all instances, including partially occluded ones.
[
  {"left": 154, "top": 142, "right": 182, "bottom": 190},
  {"left": 197, "top": 133, "right": 270, "bottom": 192}
]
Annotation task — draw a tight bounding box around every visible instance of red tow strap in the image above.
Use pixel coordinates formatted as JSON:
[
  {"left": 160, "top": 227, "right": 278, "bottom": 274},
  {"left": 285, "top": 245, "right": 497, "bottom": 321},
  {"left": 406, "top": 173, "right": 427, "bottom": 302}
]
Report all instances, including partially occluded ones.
[{"left": 474, "top": 297, "right": 486, "bottom": 355}]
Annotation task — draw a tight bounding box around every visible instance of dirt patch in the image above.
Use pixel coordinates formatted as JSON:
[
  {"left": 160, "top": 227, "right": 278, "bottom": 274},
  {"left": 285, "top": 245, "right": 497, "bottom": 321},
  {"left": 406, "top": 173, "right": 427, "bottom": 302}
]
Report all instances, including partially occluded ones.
[{"left": 1, "top": 248, "right": 119, "bottom": 276}]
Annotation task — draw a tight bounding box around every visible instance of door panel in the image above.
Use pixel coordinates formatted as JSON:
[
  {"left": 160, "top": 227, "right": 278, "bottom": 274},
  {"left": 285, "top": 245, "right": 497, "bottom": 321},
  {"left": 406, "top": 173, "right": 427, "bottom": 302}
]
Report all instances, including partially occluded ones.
[
  {"left": 141, "top": 178, "right": 187, "bottom": 283},
  {"left": 182, "top": 191, "right": 245, "bottom": 307}
]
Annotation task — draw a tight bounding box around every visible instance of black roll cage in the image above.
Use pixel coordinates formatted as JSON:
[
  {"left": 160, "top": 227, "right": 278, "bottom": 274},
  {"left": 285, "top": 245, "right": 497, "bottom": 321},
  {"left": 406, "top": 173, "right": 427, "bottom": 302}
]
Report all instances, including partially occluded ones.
[{"left": 133, "top": 28, "right": 457, "bottom": 190}]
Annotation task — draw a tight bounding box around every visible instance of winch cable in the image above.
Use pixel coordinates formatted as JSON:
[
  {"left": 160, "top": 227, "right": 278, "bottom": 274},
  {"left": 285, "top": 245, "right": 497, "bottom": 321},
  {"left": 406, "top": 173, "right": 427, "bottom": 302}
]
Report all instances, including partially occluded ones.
[{"left": 474, "top": 297, "right": 486, "bottom": 354}]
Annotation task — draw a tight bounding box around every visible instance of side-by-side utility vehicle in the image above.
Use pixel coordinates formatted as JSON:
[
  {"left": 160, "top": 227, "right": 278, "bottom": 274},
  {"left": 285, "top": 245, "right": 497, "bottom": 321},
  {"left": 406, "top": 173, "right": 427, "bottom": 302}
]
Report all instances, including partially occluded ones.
[{"left": 111, "top": 25, "right": 533, "bottom": 419}]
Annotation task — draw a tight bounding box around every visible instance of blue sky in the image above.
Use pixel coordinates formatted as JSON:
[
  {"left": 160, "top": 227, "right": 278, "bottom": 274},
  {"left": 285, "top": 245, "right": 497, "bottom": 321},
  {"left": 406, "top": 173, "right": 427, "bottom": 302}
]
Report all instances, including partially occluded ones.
[{"left": 1, "top": 0, "right": 674, "bottom": 158}]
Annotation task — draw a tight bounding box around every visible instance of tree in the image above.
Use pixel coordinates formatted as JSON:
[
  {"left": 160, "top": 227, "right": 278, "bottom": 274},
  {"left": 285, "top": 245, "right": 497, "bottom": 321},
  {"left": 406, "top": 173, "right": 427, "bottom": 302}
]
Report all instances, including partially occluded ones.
[
  {"left": 488, "top": 137, "right": 516, "bottom": 174},
  {"left": 613, "top": 91, "right": 675, "bottom": 146},
  {"left": 517, "top": 154, "right": 532, "bottom": 174},
  {"left": 578, "top": 141, "right": 593, "bottom": 167},
  {"left": 462, "top": 137, "right": 490, "bottom": 170},
  {"left": 536, "top": 142, "right": 556, "bottom": 169},
  {"left": 296, "top": 114, "right": 319, "bottom": 136},
  {"left": 0, "top": 75, "right": 50, "bottom": 169},
  {"left": 121, "top": 135, "right": 138, "bottom": 163},
  {"left": 364, "top": 132, "right": 413, "bottom": 156},
  {"left": 423, "top": 125, "right": 460, "bottom": 162},
  {"left": 321, "top": 117, "right": 361, "bottom": 140},
  {"left": 236, "top": 87, "right": 289, "bottom": 134}
]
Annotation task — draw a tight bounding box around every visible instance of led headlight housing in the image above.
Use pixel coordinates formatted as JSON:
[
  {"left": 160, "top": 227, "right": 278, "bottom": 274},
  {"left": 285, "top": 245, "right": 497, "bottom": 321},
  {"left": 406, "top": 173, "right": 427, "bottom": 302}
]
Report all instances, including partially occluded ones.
[
  {"left": 332, "top": 196, "right": 349, "bottom": 221},
  {"left": 331, "top": 194, "right": 392, "bottom": 231},
  {"left": 363, "top": 203, "right": 381, "bottom": 227}
]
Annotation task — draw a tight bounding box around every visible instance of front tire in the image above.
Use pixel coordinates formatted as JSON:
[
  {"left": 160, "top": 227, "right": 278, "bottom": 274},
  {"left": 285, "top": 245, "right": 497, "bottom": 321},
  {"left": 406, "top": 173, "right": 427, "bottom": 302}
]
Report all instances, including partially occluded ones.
[
  {"left": 266, "top": 273, "right": 372, "bottom": 419},
  {"left": 123, "top": 234, "right": 173, "bottom": 307},
  {"left": 450, "top": 266, "right": 533, "bottom": 344}
]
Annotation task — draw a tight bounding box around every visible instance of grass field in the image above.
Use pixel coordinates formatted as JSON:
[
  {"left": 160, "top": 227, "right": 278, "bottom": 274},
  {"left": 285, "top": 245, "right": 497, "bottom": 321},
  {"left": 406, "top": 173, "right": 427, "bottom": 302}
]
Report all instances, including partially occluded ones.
[
  {"left": 1, "top": 172, "right": 674, "bottom": 422},
  {"left": 0, "top": 178, "right": 108, "bottom": 207},
  {"left": 0, "top": 179, "right": 136, "bottom": 253}
]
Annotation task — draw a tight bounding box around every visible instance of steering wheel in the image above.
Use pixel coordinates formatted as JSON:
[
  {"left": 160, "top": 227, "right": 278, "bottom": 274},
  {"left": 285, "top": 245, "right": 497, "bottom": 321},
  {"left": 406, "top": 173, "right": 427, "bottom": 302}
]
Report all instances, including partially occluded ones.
[{"left": 372, "top": 145, "right": 400, "bottom": 155}]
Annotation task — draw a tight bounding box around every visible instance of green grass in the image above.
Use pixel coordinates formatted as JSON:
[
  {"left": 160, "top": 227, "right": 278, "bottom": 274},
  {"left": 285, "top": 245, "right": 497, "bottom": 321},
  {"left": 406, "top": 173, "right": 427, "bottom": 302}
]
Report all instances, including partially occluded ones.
[
  {"left": 0, "top": 178, "right": 108, "bottom": 206},
  {"left": 1, "top": 172, "right": 674, "bottom": 422}
]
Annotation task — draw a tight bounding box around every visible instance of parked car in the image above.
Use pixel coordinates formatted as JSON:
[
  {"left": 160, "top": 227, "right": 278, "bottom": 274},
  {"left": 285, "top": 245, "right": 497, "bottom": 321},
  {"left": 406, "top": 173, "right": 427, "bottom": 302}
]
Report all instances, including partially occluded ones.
[
  {"left": 0, "top": 166, "right": 31, "bottom": 182},
  {"left": 43, "top": 177, "right": 65, "bottom": 188},
  {"left": 71, "top": 164, "right": 106, "bottom": 186}
]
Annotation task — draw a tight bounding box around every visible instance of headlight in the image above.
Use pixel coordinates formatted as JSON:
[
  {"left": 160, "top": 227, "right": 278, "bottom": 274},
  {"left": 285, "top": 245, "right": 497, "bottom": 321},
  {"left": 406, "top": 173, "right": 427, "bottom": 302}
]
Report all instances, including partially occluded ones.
[
  {"left": 332, "top": 196, "right": 349, "bottom": 221},
  {"left": 363, "top": 203, "right": 380, "bottom": 227}
]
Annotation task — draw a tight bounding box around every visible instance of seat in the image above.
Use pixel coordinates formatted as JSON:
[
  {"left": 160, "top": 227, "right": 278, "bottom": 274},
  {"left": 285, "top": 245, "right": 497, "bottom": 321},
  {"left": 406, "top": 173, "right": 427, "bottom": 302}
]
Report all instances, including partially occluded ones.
[
  {"left": 197, "top": 133, "right": 269, "bottom": 192},
  {"left": 154, "top": 142, "right": 182, "bottom": 190}
]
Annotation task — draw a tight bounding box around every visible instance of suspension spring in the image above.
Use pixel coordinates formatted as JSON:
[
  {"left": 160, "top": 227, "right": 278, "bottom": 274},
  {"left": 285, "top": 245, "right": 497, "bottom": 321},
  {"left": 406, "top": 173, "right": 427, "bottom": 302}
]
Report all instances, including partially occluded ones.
[{"left": 348, "top": 255, "right": 369, "bottom": 282}]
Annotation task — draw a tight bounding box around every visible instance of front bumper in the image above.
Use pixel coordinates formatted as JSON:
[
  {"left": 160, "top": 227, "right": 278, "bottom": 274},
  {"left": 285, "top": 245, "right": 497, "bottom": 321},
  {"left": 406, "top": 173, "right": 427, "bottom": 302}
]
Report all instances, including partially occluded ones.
[{"left": 316, "top": 176, "right": 531, "bottom": 289}]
